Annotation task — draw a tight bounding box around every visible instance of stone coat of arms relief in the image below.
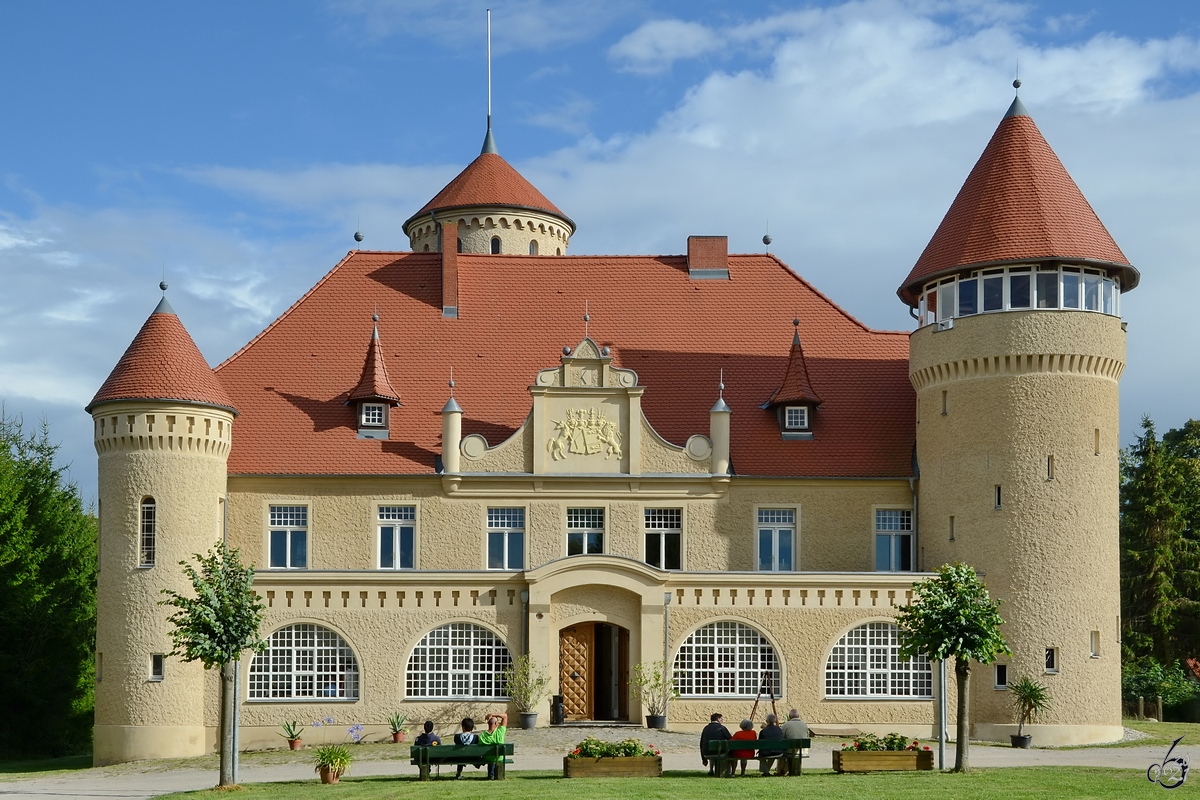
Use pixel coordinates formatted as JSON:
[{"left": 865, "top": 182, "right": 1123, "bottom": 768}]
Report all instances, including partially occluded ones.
[{"left": 547, "top": 408, "right": 623, "bottom": 461}]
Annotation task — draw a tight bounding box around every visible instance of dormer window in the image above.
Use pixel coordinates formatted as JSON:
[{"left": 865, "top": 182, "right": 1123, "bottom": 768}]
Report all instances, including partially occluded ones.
[
  {"left": 784, "top": 406, "right": 809, "bottom": 430},
  {"left": 361, "top": 403, "right": 386, "bottom": 428}
]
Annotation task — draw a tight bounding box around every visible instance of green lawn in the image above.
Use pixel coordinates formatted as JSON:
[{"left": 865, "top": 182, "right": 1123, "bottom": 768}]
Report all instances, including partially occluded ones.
[
  {"left": 160, "top": 767, "right": 1153, "bottom": 800},
  {"left": 0, "top": 754, "right": 92, "bottom": 776},
  {"left": 1074, "top": 719, "right": 1200, "bottom": 749}
]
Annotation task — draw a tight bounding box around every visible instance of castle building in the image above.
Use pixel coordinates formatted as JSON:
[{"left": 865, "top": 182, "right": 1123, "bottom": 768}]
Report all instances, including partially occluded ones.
[{"left": 88, "top": 95, "right": 1135, "bottom": 764}]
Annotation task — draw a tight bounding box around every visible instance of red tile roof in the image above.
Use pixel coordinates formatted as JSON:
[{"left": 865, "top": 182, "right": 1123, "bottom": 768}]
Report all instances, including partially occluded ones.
[
  {"left": 88, "top": 299, "right": 237, "bottom": 413},
  {"left": 348, "top": 322, "right": 401, "bottom": 404},
  {"left": 1187, "top": 658, "right": 1200, "bottom": 682},
  {"left": 770, "top": 326, "right": 822, "bottom": 406},
  {"left": 404, "top": 153, "right": 574, "bottom": 233},
  {"left": 899, "top": 100, "right": 1136, "bottom": 305},
  {"left": 215, "top": 252, "right": 913, "bottom": 477}
]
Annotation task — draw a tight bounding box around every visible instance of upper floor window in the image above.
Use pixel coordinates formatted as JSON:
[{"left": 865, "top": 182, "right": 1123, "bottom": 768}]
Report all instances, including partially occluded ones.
[
  {"left": 360, "top": 403, "right": 386, "bottom": 428},
  {"left": 918, "top": 265, "right": 1120, "bottom": 327},
  {"left": 249, "top": 624, "right": 359, "bottom": 700},
  {"left": 139, "top": 498, "right": 156, "bottom": 567},
  {"left": 269, "top": 505, "right": 308, "bottom": 569},
  {"left": 379, "top": 505, "right": 415, "bottom": 569},
  {"left": 149, "top": 654, "right": 165, "bottom": 682},
  {"left": 757, "top": 509, "right": 795, "bottom": 571},
  {"left": 825, "top": 622, "right": 932, "bottom": 699},
  {"left": 491, "top": 237, "right": 501, "bottom": 254},
  {"left": 875, "top": 509, "right": 913, "bottom": 571},
  {"left": 529, "top": 239, "right": 539, "bottom": 255},
  {"left": 673, "top": 621, "right": 780, "bottom": 698},
  {"left": 567, "top": 508, "right": 604, "bottom": 556},
  {"left": 645, "top": 508, "right": 682, "bottom": 570},
  {"left": 406, "top": 623, "right": 512, "bottom": 699},
  {"left": 784, "top": 406, "right": 809, "bottom": 430},
  {"left": 487, "top": 507, "right": 524, "bottom": 570}
]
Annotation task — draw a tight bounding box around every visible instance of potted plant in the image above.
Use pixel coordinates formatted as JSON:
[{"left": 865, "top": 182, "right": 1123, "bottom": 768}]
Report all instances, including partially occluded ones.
[
  {"left": 1008, "top": 676, "right": 1052, "bottom": 748},
  {"left": 631, "top": 661, "right": 677, "bottom": 729},
  {"left": 564, "top": 736, "right": 663, "bottom": 777},
  {"left": 503, "top": 654, "right": 551, "bottom": 729},
  {"left": 387, "top": 712, "right": 409, "bottom": 743},
  {"left": 312, "top": 720, "right": 362, "bottom": 784},
  {"left": 279, "top": 720, "right": 304, "bottom": 750},
  {"left": 832, "top": 733, "right": 934, "bottom": 773}
]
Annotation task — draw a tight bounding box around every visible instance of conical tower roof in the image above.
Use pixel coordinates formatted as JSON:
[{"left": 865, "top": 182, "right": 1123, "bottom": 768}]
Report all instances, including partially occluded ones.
[
  {"left": 771, "top": 324, "right": 822, "bottom": 406},
  {"left": 347, "top": 320, "right": 401, "bottom": 404},
  {"left": 87, "top": 296, "right": 236, "bottom": 413},
  {"left": 898, "top": 97, "right": 1138, "bottom": 305}
]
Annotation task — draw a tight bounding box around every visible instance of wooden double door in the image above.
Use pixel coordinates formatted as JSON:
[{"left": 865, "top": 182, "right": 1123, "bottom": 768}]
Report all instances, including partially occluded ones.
[{"left": 559, "top": 622, "right": 630, "bottom": 721}]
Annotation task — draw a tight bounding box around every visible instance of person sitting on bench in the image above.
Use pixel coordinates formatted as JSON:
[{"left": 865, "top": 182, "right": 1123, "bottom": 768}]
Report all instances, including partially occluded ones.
[
  {"left": 730, "top": 719, "right": 757, "bottom": 777},
  {"left": 453, "top": 718, "right": 481, "bottom": 779}
]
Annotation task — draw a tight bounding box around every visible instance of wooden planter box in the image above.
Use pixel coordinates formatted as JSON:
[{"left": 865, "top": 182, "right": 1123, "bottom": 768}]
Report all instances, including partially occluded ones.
[
  {"left": 563, "top": 756, "right": 663, "bottom": 777},
  {"left": 832, "top": 750, "right": 935, "bottom": 773}
]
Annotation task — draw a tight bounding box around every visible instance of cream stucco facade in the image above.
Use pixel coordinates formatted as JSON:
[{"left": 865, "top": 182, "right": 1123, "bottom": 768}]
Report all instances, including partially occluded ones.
[{"left": 405, "top": 207, "right": 572, "bottom": 256}]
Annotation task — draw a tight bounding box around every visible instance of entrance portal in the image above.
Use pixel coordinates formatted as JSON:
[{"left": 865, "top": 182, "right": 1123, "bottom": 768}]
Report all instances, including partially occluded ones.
[{"left": 559, "top": 622, "right": 630, "bottom": 721}]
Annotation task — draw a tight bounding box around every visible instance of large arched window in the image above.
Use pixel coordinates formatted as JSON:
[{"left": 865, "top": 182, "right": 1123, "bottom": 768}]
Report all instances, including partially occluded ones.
[
  {"left": 139, "top": 498, "right": 156, "bottom": 567},
  {"left": 673, "top": 621, "right": 780, "bottom": 698},
  {"left": 825, "top": 621, "right": 932, "bottom": 698},
  {"left": 406, "top": 623, "right": 512, "bottom": 699},
  {"left": 249, "top": 624, "right": 360, "bottom": 700}
]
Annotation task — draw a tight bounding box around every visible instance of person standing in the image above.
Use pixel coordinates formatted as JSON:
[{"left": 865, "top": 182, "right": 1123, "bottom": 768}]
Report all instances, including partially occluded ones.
[
  {"left": 777, "top": 709, "right": 809, "bottom": 776},
  {"left": 700, "top": 712, "right": 731, "bottom": 776},
  {"left": 478, "top": 712, "right": 508, "bottom": 780}
]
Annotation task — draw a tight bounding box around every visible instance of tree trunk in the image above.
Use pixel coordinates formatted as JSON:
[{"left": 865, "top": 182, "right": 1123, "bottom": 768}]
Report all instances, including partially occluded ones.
[
  {"left": 953, "top": 656, "right": 971, "bottom": 773},
  {"left": 219, "top": 660, "right": 236, "bottom": 786}
]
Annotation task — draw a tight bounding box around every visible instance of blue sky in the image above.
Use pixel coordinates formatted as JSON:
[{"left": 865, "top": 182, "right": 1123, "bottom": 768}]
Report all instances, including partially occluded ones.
[{"left": 2, "top": 0, "right": 1199, "bottom": 497}]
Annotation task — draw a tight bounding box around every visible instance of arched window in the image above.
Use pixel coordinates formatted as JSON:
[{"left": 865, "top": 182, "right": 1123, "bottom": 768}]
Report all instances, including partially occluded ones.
[
  {"left": 825, "top": 621, "right": 932, "bottom": 698},
  {"left": 249, "top": 624, "right": 360, "bottom": 699},
  {"left": 529, "top": 239, "right": 538, "bottom": 255},
  {"left": 673, "top": 621, "right": 779, "bottom": 697},
  {"left": 491, "top": 237, "right": 501, "bottom": 254},
  {"left": 423, "top": 244, "right": 430, "bottom": 252},
  {"left": 406, "top": 623, "right": 512, "bottom": 699},
  {"left": 139, "top": 498, "right": 156, "bottom": 567},
  {"left": 556, "top": 247, "right": 562, "bottom": 255},
  {"left": 456, "top": 238, "right": 463, "bottom": 253}
]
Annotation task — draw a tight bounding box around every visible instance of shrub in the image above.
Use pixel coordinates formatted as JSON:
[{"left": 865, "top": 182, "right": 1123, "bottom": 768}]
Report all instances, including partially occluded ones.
[
  {"left": 567, "top": 736, "right": 661, "bottom": 758},
  {"left": 1122, "top": 657, "right": 1200, "bottom": 707}
]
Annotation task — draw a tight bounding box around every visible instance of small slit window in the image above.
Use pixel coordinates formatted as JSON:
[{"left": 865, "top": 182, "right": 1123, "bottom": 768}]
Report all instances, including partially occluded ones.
[
  {"left": 149, "top": 654, "right": 165, "bottom": 682},
  {"left": 1090, "top": 630, "right": 1101, "bottom": 658},
  {"left": 491, "top": 237, "right": 501, "bottom": 254},
  {"left": 529, "top": 239, "right": 538, "bottom": 255},
  {"left": 994, "top": 664, "right": 1007, "bottom": 689},
  {"left": 140, "top": 498, "right": 156, "bottom": 567},
  {"left": 1045, "top": 647, "right": 1058, "bottom": 673},
  {"left": 994, "top": 485, "right": 1002, "bottom": 509},
  {"left": 784, "top": 406, "right": 808, "bottom": 430}
]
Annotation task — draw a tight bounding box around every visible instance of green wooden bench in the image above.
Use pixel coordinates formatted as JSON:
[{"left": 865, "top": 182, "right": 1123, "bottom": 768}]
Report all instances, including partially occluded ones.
[
  {"left": 708, "top": 738, "right": 811, "bottom": 777},
  {"left": 408, "top": 743, "right": 515, "bottom": 781}
]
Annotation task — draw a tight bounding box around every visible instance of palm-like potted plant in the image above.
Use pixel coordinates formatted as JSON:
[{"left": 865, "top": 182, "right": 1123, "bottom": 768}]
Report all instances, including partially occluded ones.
[
  {"left": 503, "top": 654, "right": 551, "bottom": 729},
  {"left": 387, "top": 712, "right": 409, "bottom": 743},
  {"left": 631, "top": 661, "right": 678, "bottom": 729},
  {"left": 1008, "top": 676, "right": 1052, "bottom": 748},
  {"left": 279, "top": 720, "right": 304, "bottom": 750}
]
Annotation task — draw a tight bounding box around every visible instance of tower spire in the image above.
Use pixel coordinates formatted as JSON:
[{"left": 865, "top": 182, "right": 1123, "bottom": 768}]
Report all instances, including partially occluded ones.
[{"left": 481, "top": 9, "right": 498, "bottom": 155}]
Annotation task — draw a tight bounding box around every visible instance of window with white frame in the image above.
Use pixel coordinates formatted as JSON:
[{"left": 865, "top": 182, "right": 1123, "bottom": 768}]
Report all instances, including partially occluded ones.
[
  {"left": 487, "top": 508, "right": 525, "bottom": 570},
  {"left": 918, "top": 265, "right": 1121, "bottom": 327},
  {"left": 405, "top": 623, "right": 512, "bottom": 699},
  {"left": 757, "top": 509, "right": 795, "bottom": 571},
  {"left": 825, "top": 622, "right": 932, "bottom": 698},
  {"left": 645, "top": 508, "right": 682, "bottom": 570},
  {"left": 875, "top": 509, "right": 913, "bottom": 572},
  {"left": 784, "top": 406, "right": 809, "bottom": 430},
  {"left": 673, "top": 621, "right": 780, "bottom": 698},
  {"left": 378, "top": 506, "right": 415, "bottom": 569},
  {"left": 249, "top": 624, "right": 359, "bottom": 699},
  {"left": 140, "top": 498, "right": 156, "bottom": 567},
  {"left": 360, "top": 403, "right": 385, "bottom": 427},
  {"left": 994, "top": 663, "right": 1008, "bottom": 689},
  {"left": 567, "top": 508, "right": 604, "bottom": 555},
  {"left": 149, "top": 654, "right": 165, "bottom": 682},
  {"left": 269, "top": 505, "right": 308, "bottom": 568},
  {"left": 1045, "top": 647, "right": 1058, "bottom": 673}
]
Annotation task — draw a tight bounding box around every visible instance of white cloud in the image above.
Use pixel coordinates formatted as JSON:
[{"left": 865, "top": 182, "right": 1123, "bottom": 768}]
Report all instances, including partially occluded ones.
[
  {"left": 609, "top": 19, "right": 724, "bottom": 74},
  {"left": 525, "top": 94, "right": 596, "bottom": 136}
]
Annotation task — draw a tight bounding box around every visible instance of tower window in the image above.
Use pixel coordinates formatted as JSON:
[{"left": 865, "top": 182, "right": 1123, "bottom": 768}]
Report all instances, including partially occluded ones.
[
  {"left": 1045, "top": 647, "right": 1058, "bottom": 673},
  {"left": 949, "top": 515, "right": 956, "bottom": 542},
  {"left": 269, "top": 505, "right": 308, "bottom": 569},
  {"left": 994, "top": 485, "right": 1002, "bottom": 509},
  {"left": 139, "top": 498, "right": 156, "bottom": 568},
  {"left": 941, "top": 391, "right": 948, "bottom": 415},
  {"left": 149, "top": 654, "right": 165, "bottom": 682},
  {"left": 1047, "top": 455, "right": 1055, "bottom": 480},
  {"left": 1090, "top": 630, "right": 1101, "bottom": 658},
  {"left": 1094, "top": 429, "right": 1101, "bottom": 456},
  {"left": 456, "top": 238, "right": 463, "bottom": 253},
  {"left": 491, "top": 237, "right": 501, "bottom": 254},
  {"left": 783, "top": 406, "right": 809, "bottom": 430},
  {"left": 529, "top": 239, "right": 538, "bottom": 255},
  {"left": 994, "top": 664, "right": 1008, "bottom": 689},
  {"left": 556, "top": 247, "right": 562, "bottom": 255}
]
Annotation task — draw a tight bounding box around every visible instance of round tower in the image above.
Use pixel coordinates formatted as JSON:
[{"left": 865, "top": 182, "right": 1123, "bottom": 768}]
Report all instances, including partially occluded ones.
[
  {"left": 402, "top": 126, "right": 575, "bottom": 256},
  {"left": 900, "top": 96, "right": 1139, "bottom": 745},
  {"left": 87, "top": 293, "right": 237, "bottom": 765}
]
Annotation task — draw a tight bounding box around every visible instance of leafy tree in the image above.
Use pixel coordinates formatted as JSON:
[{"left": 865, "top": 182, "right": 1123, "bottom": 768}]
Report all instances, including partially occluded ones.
[
  {"left": 159, "top": 542, "right": 266, "bottom": 786},
  {"left": 896, "top": 562, "right": 1010, "bottom": 773},
  {"left": 1120, "top": 417, "right": 1200, "bottom": 662},
  {"left": 1122, "top": 657, "right": 1200, "bottom": 709},
  {"left": 0, "top": 413, "right": 97, "bottom": 757}
]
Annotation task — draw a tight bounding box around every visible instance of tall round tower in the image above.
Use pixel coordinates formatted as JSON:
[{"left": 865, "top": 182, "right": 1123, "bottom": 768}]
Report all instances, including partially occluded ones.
[
  {"left": 87, "top": 293, "right": 237, "bottom": 765},
  {"left": 900, "top": 96, "right": 1139, "bottom": 745},
  {"left": 402, "top": 125, "right": 575, "bottom": 256}
]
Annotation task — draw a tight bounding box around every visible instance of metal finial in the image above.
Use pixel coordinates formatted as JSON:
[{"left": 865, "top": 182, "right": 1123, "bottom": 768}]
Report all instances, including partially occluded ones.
[
  {"left": 719, "top": 368, "right": 725, "bottom": 398},
  {"left": 1013, "top": 78, "right": 1021, "bottom": 90},
  {"left": 354, "top": 230, "right": 364, "bottom": 243},
  {"left": 159, "top": 281, "right": 168, "bottom": 293},
  {"left": 584, "top": 299, "right": 590, "bottom": 338},
  {"left": 372, "top": 314, "right": 379, "bottom": 322},
  {"left": 601, "top": 346, "right": 610, "bottom": 356},
  {"left": 449, "top": 366, "right": 455, "bottom": 395},
  {"left": 793, "top": 317, "right": 799, "bottom": 327},
  {"left": 563, "top": 346, "right": 571, "bottom": 355},
  {"left": 762, "top": 234, "right": 772, "bottom": 246}
]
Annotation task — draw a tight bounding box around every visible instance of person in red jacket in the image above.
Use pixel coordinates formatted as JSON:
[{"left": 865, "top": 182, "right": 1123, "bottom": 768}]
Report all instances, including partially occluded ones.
[{"left": 729, "top": 718, "right": 757, "bottom": 777}]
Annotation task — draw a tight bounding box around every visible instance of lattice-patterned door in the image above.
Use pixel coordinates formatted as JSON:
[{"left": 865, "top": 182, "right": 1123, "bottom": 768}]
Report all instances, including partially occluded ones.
[{"left": 560, "top": 624, "right": 593, "bottom": 720}]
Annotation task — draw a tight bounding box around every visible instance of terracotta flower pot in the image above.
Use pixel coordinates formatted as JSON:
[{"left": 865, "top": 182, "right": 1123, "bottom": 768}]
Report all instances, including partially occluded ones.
[
  {"left": 288, "top": 739, "right": 302, "bottom": 751},
  {"left": 319, "top": 767, "right": 341, "bottom": 784},
  {"left": 392, "top": 731, "right": 406, "bottom": 743}
]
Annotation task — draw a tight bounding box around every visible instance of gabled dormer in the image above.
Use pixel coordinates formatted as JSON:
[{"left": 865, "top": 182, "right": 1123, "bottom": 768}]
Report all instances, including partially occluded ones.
[
  {"left": 763, "top": 320, "right": 822, "bottom": 439},
  {"left": 347, "top": 316, "right": 401, "bottom": 440}
]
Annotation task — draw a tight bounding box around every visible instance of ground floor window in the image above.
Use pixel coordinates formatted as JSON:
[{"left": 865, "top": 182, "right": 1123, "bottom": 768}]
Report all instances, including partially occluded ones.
[
  {"left": 406, "top": 622, "right": 512, "bottom": 699},
  {"left": 673, "top": 621, "right": 780, "bottom": 698},
  {"left": 249, "top": 624, "right": 359, "bottom": 699},
  {"left": 825, "top": 621, "right": 931, "bottom": 698}
]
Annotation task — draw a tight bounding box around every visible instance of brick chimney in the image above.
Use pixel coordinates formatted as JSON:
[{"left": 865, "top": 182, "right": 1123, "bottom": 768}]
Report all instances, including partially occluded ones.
[
  {"left": 687, "top": 236, "right": 729, "bottom": 279},
  {"left": 440, "top": 222, "right": 459, "bottom": 318}
]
